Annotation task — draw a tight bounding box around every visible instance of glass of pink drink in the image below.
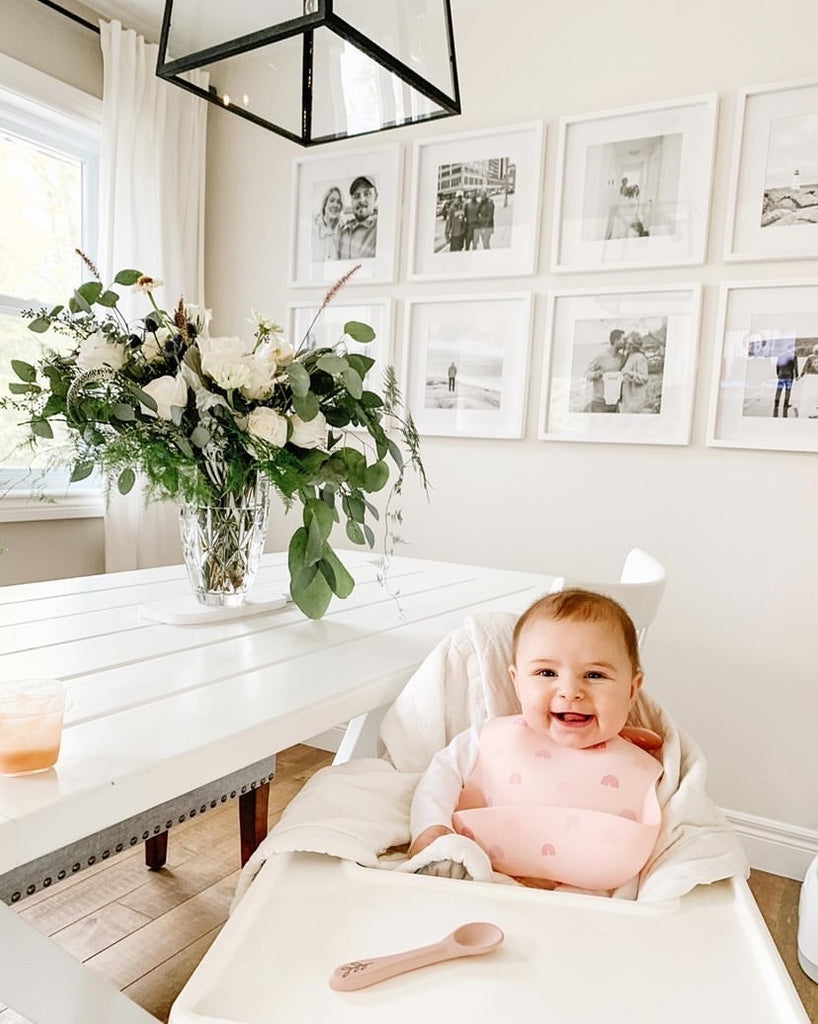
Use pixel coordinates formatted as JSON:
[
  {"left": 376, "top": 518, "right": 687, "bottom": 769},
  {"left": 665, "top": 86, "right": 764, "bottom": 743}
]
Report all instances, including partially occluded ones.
[{"left": 0, "top": 680, "right": 67, "bottom": 776}]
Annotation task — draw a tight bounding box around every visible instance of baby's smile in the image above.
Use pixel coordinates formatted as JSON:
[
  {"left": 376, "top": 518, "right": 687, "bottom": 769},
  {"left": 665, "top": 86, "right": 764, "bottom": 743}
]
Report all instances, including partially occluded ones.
[{"left": 552, "top": 711, "right": 594, "bottom": 727}]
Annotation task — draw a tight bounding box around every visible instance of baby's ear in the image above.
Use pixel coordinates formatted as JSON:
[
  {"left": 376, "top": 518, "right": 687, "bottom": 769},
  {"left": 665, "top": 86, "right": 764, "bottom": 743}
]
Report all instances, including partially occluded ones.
[{"left": 508, "top": 663, "right": 518, "bottom": 694}]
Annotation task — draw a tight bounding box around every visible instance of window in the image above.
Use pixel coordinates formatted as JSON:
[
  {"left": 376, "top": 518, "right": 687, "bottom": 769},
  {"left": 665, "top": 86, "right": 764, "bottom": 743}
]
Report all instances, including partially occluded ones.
[{"left": 0, "top": 55, "right": 103, "bottom": 520}]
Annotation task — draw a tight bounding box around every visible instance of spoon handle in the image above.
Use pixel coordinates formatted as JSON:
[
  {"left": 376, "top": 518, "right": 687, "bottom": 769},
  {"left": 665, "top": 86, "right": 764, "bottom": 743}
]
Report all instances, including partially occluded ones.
[{"left": 330, "top": 939, "right": 456, "bottom": 991}]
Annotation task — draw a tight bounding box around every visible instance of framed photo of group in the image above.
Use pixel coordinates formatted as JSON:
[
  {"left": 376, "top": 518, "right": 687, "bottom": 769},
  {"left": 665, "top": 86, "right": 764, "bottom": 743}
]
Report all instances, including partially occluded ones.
[
  {"left": 723, "top": 78, "right": 818, "bottom": 262},
  {"left": 538, "top": 285, "right": 702, "bottom": 445},
  {"left": 288, "top": 144, "right": 402, "bottom": 287},
  {"left": 706, "top": 281, "right": 818, "bottom": 452},
  {"left": 402, "top": 293, "right": 533, "bottom": 438},
  {"left": 406, "top": 122, "right": 544, "bottom": 280},
  {"left": 551, "top": 94, "right": 718, "bottom": 272}
]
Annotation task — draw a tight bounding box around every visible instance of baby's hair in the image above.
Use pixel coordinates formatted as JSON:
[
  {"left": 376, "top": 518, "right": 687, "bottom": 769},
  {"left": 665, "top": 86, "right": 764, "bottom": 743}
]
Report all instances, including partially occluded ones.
[{"left": 512, "top": 589, "right": 641, "bottom": 674}]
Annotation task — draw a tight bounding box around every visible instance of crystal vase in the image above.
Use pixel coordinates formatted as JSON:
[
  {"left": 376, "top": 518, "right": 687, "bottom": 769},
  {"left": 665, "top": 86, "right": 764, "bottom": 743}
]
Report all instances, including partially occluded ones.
[{"left": 179, "top": 472, "right": 271, "bottom": 607}]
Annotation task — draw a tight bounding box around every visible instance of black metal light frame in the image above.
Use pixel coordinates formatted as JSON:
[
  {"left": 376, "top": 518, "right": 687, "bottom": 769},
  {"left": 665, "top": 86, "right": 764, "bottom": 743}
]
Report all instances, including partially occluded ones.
[{"left": 156, "top": 0, "right": 461, "bottom": 146}]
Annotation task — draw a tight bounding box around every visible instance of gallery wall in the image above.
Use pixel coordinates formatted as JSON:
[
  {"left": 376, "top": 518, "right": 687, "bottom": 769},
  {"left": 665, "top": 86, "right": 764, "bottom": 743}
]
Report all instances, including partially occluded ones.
[{"left": 203, "top": 0, "right": 818, "bottom": 871}]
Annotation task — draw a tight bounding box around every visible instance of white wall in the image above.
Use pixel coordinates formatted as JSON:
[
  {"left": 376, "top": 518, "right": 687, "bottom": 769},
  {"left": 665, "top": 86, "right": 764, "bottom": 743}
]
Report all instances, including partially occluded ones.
[{"left": 204, "top": 0, "right": 818, "bottom": 849}]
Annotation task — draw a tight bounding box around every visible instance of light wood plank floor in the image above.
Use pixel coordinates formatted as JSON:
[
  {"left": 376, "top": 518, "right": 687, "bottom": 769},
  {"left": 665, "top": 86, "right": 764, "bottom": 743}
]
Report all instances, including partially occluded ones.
[{"left": 1, "top": 744, "right": 815, "bottom": 1023}]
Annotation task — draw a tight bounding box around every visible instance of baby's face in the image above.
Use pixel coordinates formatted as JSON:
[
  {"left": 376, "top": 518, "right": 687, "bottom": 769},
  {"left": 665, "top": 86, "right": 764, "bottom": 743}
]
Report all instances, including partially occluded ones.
[{"left": 509, "top": 616, "right": 642, "bottom": 749}]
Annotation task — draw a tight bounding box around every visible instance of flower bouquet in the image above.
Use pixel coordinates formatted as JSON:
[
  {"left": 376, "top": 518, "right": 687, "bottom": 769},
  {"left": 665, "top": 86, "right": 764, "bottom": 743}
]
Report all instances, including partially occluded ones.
[{"left": 3, "top": 254, "right": 425, "bottom": 619}]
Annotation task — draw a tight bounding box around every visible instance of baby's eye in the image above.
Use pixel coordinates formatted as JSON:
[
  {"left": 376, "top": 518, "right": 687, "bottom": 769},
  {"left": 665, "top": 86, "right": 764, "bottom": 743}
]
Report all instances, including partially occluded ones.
[
  {"left": 535, "top": 668, "right": 557, "bottom": 677},
  {"left": 586, "top": 671, "right": 607, "bottom": 680}
]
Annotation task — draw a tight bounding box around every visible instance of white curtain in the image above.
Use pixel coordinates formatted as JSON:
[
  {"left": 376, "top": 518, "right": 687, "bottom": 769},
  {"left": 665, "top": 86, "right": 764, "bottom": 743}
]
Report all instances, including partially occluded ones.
[{"left": 98, "top": 19, "right": 208, "bottom": 572}]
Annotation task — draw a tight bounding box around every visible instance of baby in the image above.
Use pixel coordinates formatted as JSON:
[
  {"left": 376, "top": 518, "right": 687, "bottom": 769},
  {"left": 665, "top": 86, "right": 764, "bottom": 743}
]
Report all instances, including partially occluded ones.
[{"left": 408, "top": 589, "right": 663, "bottom": 891}]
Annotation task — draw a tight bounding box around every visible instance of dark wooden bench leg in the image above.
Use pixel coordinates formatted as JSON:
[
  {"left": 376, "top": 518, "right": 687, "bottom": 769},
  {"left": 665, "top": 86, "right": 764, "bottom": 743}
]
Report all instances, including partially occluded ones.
[
  {"left": 239, "top": 782, "right": 270, "bottom": 866},
  {"left": 145, "top": 831, "right": 168, "bottom": 871}
]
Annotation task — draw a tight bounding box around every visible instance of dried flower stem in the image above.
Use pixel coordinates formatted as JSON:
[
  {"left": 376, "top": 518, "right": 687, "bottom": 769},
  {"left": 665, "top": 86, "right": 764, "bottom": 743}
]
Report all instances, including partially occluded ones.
[
  {"left": 75, "top": 247, "right": 101, "bottom": 280},
  {"left": 297, "top": 264, "right": 361, "bottom": 354}
]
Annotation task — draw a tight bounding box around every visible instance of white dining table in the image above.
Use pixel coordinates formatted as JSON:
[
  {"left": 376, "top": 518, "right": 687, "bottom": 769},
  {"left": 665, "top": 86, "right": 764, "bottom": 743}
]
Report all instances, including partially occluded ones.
[{"left": 0, "top": 551, "right": 556, "bottom": 1024}]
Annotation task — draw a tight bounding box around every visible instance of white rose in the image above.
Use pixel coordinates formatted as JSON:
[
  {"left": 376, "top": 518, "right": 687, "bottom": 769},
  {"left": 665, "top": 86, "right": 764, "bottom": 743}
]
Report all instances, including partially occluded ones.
[
  {"left": 239, "top": 353, "right": 277, "bottom": 401},
  {"left": 246, "top": 407, "right": 288, "bottom": 448},
  {"left": 142, "top": 327, "right": 171, "bottom": 364},
  {"left": 141, "top": 373, "right": 188, "bottom": 420},
  {"left": 185, "top": 304, "right": 212, "bottom": 335},
  {"left": 76, "top": 330, "right": 127, "bottom": 371},
  {"left": 289, "top": 410, "right": 327, "bottom": 450},
  {"left": 198, "top": 336, "right": 254, "bottom": 390}
]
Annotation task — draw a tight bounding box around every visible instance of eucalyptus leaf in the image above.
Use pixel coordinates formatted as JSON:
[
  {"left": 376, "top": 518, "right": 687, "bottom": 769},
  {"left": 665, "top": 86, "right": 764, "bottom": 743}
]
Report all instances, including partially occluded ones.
[
  {"left": 8, "top": 382, "right": 36, "bottom": 395},
  {"left": 11, "top": 360, "right": 37, "bottom": 383},
  {"left": 343, "top": 321, "right": 375, "bottom": 343},
  {"left": 320, "top": 546, "right": 355, "bottom": 599},
  {"left": 31, "top": 418, "right": 53, "bottom": 439},
  {"left": 287, "top": 361, "right": 311, "bottom": 397},
  {"left": 305, "top": 513, "right": 326, "bottom": 566},
  {"left": 340, "top": 367, "right": 363, "bottom": 399},
  {"left": 316, "top": 354, "right": 348, "bottom": 376},
  {"left": 72, "top": 289, "right": 92, "bottom": 313},
  {"left": 190, "top": 426, "right": 211, "bottom": 447},
  {"left": 27, "top": 317, "right": 51, "bottom": 333},
  {"left": 363, "top": 460, "right": 389, "bottom": 493},
  {"left": 96, "top": 290, "right": 120, "bottom": 308},
  {"left": 290, "top": 564, "right": 332, "bottom": 620},
  {"left": 70, "top": 461, "right": 95, "bottom": 482},
  {"left": 117, "top": 467, "right": 136, "bottom": 494},
  {"left": 112, "top": 403, "right": 135, "bottom": 421},
  {"left": 77, "top": 281, "right": 103, "bottom": 305},
  {"left": 113, "top": 269, "right": 142, "bottom": 285},
  {"left": 305, "top": 497, "right": 336, "bottom": 540},
  {"left": 292, "top": 390, "right": 319, "bottom": 422},
  {"left": 363, "top": 523, "right": 375, "bottom": 548},
  {"left": 345, "top": 520, "right": 365, "bottom": 545}
]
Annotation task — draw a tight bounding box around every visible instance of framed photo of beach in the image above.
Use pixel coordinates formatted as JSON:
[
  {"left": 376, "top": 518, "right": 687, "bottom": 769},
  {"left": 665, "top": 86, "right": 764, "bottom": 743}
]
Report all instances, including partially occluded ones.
[
  {"left": 724, "top": 78, "right": 818, "bottom": 262},
  {"left": 402, "top": 294, "right": 533, "bottom": 438},
  {"left": 551, "top": 94, "right": 717, "bottom": 272},
  {"left": 286, "top": 298, "right": 393, "bottom": 387},
  {"left": 539, "top": 285, "right": 702, "bottom": 445},
  {"left": 406, "top": 122, "right": 544, "bottom": 281},
  {"left": 706, "top": 281, "right": 818, "bottom": 452},
  {"left": 288, "top": 144, "right": 402, "bottom": 287}
]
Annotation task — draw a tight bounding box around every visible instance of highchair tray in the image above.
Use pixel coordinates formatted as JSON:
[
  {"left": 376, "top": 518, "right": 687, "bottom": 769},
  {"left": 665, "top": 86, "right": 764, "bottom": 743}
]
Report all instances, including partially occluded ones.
[{"left": 169, "top": 851, "right": 809, "bottom": 1024}]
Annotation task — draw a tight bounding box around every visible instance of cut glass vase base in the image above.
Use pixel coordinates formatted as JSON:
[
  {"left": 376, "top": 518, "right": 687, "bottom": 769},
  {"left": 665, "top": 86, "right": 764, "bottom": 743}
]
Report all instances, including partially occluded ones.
[{"left": 139, "top": 588, "right": 289, "bottom": 625}]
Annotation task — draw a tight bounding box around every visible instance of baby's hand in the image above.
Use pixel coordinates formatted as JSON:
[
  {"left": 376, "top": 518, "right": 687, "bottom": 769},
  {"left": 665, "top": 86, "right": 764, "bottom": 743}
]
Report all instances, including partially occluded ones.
[
  {"left": 415, "top": 860, "right": 472, "bottom": 881},
  {"left": 620, "top": 725, "right": 663, "bottom": 751},
  {"left": 408, "top": 825, "right": 454, "bottom": 857}
]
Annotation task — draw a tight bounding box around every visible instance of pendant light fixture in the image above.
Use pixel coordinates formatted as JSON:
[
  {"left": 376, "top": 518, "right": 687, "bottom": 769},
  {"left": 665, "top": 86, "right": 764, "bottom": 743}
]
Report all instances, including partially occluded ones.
[{"left": 156, "top": 0, "right": 461, "bottom": 146}]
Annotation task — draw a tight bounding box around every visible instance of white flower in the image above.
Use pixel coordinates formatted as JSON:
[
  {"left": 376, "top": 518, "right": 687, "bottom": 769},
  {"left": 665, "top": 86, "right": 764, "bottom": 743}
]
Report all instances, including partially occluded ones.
[
  {"left": 142, "top": 327, "right": 171, "bottom": 364},
  {"left": 246, "top": 407, "right": 288, "bottom": 448},
  {"left": 140, "top": 373, "right": 188, "bottom": 420},
  {"left": 250, "top": 309, "right": 282, "bottom": 334},
  {"left": 198, "top": 336, "right": 254, "bottom": 391},
  {"left": 289, "top": 410, "right": 327, "bottom": 450},
  {"left": 240, "top": 355, "right": 277, "bottom": 401},
  {"left": 133, "top": 275, "right": 163, "bottom": 294},
  {"left": 76, "top": 330, "right": 127, "bottom": 371},
  {"left": 185, "top": 304, "right": 212, "bottom": 336}
]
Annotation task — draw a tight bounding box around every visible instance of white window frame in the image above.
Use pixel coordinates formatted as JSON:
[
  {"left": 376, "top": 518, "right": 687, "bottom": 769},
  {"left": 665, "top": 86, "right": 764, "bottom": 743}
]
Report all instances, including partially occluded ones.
[{"left": 0, "top": 54, "right": 104, "bottom": 522}]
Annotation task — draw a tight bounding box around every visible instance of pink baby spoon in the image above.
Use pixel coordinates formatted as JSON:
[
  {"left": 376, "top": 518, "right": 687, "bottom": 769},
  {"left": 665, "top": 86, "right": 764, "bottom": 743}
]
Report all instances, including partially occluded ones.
[{"left": 329, "top": 921, "right": 504, "bottom": 991}]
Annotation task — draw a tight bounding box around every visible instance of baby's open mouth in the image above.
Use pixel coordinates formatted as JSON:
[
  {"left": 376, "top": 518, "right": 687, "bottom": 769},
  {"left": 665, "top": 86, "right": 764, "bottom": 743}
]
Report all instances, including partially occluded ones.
[{"left": 553, "top": 712, "right": 593, "bottom": 724}]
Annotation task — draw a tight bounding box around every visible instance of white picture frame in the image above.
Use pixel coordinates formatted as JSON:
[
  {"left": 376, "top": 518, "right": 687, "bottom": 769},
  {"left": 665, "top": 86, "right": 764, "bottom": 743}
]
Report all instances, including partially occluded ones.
[
  {"left": 538, "top": 285, "right": 702, "bottom": 445},
  {"left": 724, "top": 78, "right": 818, "bottom": 262},
  {"left": 406, "top": 122, "right": 544, "bottom": 281},
  {"left": 551, "top": 94, "right": 717, "bottom": 272},
  {"left": 287, "top": 298, "right": 393, "bottom": 378},
  {"left": 402, "top": 293, "right": 533, "bottom": 438},
  {"left": 706, "top": 281, "right": 818, "bottom": 452},
  {"left": 288, "top": 144, "right": 402, "bottom": 287}
]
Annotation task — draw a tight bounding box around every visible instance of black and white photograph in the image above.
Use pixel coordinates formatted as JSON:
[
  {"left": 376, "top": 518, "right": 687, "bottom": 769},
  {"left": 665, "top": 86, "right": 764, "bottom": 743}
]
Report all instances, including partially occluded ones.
[
  {"left": 289, "top": 144, "right": 401, "bottom": 287},
  {"left": 760, "top": 113, "right": 818, "bottom": 229},
  {"left": 725, "top": 79, "right": 818, "bottom": 261},
  {"left": 432, "top": 157, "right": 515, "bottom": 253},
  {"left": 568, "top": 316, "right": 668, "bottom": 415},
  {"left": 741, "top": 316, "right": 818, "bottom": 419},
  {"left": 708, "top": 281, "right": 818, "bottom": 451},
  {"left": 311, "top": 173, "right": 379, "bottom": 263},
  {"left": 540, "top": 286, "right": 701, "bottom": 445},
  {"left": 407, "top": 123, "right": 544, "bottom": 280},
  {"left": 581, "top": 134, "right": 682, "bottom": 242},
  {"left": 552, "top": 94, "right": 717, "bottom": 272},
  {"left": 403, "top": 294, "right": 533, "bottom": 438}
]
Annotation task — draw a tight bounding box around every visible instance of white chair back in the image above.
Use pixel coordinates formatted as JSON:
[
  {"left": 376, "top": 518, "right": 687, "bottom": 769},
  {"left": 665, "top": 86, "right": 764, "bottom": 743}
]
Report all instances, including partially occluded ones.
[{"left": 548, "top": 547, "right": 666, "bottom": 648}]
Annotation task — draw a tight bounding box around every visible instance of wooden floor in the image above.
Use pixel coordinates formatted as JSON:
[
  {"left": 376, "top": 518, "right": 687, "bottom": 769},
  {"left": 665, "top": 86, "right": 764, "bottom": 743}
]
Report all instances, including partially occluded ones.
[{"left": 1, "top": 743, "right": 815, "bottom": 1023}]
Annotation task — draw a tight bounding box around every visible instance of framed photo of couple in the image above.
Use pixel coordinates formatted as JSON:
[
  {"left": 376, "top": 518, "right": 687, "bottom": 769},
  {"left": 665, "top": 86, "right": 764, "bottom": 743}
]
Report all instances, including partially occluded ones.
[
  {"left": 288, "top": 144, "right": 402, "bottom": 287},
  {"left": 402, "top": 293, "right": 533, "bottom": 438},
  {"left": 551, "top": 94, "right": 718, "bottom": 272},
  {"left": 706, "top": 281, "right": 818, "bottom": 453},
  {"left": 538, "top": 285, "right": 702, "bottom": 445},
  {"left": 406, "top": 122, "right": 544, "bottom": 281},
  {"left": 723, "top": 78, "right": 818, "bottom": 262}
]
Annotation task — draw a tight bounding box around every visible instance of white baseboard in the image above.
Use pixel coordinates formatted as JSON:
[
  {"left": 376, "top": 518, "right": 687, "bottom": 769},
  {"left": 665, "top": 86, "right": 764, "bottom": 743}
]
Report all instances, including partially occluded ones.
[{"left": 722, "top": 808, "right": 818, "bottom": 881}]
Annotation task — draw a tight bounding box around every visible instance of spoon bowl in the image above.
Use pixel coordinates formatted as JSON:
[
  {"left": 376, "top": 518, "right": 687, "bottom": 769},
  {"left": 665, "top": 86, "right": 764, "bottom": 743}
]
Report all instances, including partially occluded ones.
[{"left": 329, "top": 920, "right": 505, "bottom": 992}]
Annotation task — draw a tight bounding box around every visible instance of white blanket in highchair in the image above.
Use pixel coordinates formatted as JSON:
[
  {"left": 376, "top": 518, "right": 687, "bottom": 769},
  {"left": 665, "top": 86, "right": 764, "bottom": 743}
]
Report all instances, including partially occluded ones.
[{"left": 452, "top": 717, "right": 663, "bottom": 890}]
